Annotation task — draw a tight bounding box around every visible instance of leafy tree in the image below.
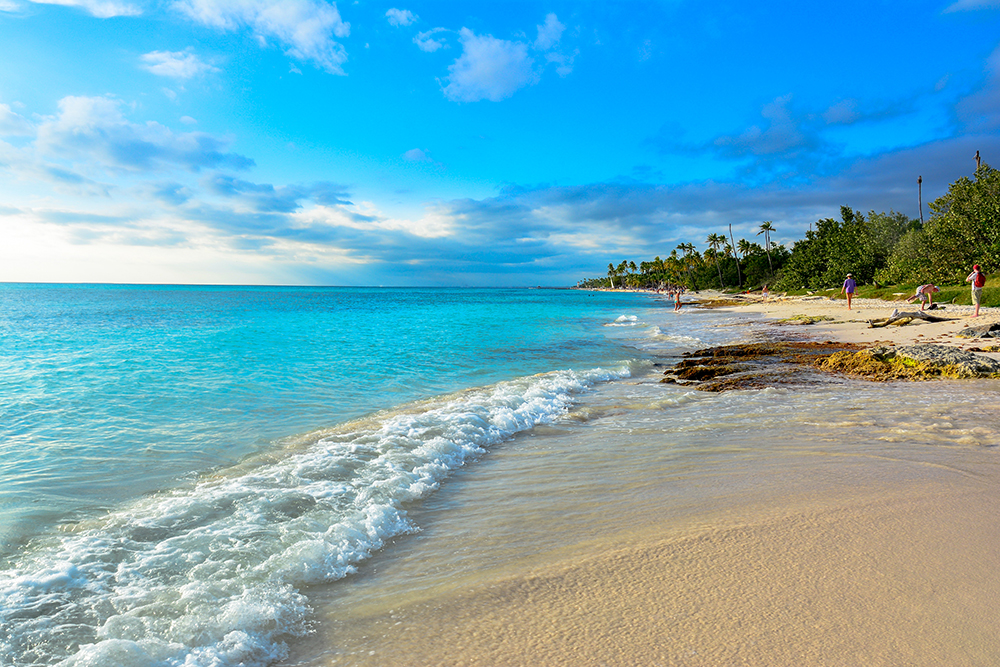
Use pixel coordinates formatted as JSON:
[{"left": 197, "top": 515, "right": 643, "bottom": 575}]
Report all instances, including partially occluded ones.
[{"left": 876, "top": 164, "right": 998, "bottom": 284}]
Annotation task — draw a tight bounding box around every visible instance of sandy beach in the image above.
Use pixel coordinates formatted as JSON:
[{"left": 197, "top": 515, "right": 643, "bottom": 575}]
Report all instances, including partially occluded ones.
[
  {"left": 720, "top": 291, "right": 1000, "bottom": 352},
  {"left": 283, "top": 293, "right": 1000, "bottom": 667}
]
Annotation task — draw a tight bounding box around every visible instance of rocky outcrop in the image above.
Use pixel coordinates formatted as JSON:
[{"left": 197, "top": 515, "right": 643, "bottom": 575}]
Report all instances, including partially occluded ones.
[
  {"left": 818, "top": 343, "right": 1000, "bottom": 379},
  {"left": 664, "top": 341, "right": 1000, "bottom": 392},
  {"left": 955, "top": 323, "right": 1000, "bottom": 339},
  {"left": 867, "top": 344, "right": 1000, "bottom": 376}
]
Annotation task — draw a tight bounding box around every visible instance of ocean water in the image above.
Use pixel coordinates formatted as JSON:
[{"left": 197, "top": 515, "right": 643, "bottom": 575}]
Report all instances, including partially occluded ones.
[
  {"left": 0, "top": 284, "right": 732, "bottom": 667},
  {"left": 4, "top": 284, "right": 999, "bottom": 667}
]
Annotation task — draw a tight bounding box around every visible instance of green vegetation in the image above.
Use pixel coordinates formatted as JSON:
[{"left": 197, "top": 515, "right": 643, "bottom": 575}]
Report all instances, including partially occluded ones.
[{"left": 579, "top": 163, "right": 999, "bottom": 306}]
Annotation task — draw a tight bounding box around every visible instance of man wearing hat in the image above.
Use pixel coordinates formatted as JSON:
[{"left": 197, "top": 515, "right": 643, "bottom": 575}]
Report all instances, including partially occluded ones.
[
  {"left": 966, "top": 264, "right": 986, "bottom": 317},
  {"left": 841, "top": 273, "right": 857, "bottom": 310}
]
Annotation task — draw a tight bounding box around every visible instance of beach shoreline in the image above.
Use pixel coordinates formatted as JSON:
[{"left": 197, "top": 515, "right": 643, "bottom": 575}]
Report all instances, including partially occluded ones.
[{"left": 283, "top": 294, "right": 1000, "bottom": 667}]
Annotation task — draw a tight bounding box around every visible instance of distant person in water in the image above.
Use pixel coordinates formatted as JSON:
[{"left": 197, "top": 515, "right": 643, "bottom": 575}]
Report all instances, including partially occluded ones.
[
  {"left": 906, "top": 283, "right": 940, "bottom": 311},
  {"left": 841, "top": 273, "right": 856, "bottom": 310},
  {"left": 674, "top": 289, "right": 682, "bottom": 311},
  {"left": 967, "top": 264, "right": 986, "bottom": 317}
]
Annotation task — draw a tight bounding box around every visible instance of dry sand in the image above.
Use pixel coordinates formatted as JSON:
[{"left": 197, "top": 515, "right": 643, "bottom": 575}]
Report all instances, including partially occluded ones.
[
  {"left": 291, "top": 294, "right": 1000, "bottom": 667},
  {"left": 720, "top": 291, "right": 1000, "bottom": 352}
]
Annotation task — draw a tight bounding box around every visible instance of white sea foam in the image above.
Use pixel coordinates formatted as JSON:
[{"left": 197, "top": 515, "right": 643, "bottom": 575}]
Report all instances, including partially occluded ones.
[
  {"left": 0, "top": 366, "right": 629, "bottom": 667},
  {"left": 606, "top": 315, "right": 641, "bottom": 327}
]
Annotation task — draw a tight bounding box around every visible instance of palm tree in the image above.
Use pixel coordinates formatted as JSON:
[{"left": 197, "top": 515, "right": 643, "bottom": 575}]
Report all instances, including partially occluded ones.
[
  {"left": 737, "top": 238, "right": 753, "bottom": 259},
  {"left": 727, "top": 223, "right": 742, "bottom": 287},
  {"left": 706, "top": 233, "right": 726, "bottom": 288},
  {"left": 676, "top": 243, "right": 695, "bottom": 287},
  {"left": 757, "top": 221, "right": 776, "bottom": 274},
  {"left": 607, "top": 262, "right": 616, "bottom": 288},
  {"left": 617, "top": 260, "right": 630, "bottom": 289}
]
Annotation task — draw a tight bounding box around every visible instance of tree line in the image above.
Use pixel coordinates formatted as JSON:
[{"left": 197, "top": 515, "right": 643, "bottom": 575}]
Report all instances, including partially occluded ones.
[{"left": 578, "top": 162, "right": 998, "bottom": 292}]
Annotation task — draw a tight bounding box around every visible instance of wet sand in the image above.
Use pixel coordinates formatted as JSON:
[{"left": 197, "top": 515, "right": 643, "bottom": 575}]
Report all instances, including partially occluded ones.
[
  {"left": 284, "top": 296, "right": 1000, "bottom": 667},
  {"left": 307, "top": 484, "right": 1000, "bottom": 666}
]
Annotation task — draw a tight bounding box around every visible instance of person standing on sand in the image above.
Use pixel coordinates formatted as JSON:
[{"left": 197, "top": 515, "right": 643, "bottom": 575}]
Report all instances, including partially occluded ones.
[
  {"left": 762, "top": 284, "right": 769, "bottom": 302},
  {"left": 841, "top": 273, "right": 856, "bottom": 310},
  {"left": 967, "top": 264, "right": 986, "bottom": 317}
]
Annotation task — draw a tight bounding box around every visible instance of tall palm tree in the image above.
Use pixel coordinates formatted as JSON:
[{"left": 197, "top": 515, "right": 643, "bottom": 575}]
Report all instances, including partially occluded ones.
[
  {"left": 757, "top": 221, "right": 776, "bottom": 274},
  {"left": 727, "top": 223, "right": 742, "bottom": 287},
  {"left": 607, "top": 262, "right": 616, "bottom": 288},
  {"left": 706, "top": 233, "right": 726, "bottom": 288},
  {"left": 617, "top": 260, "right": 630, "bottom": 288},
  {"left": 676, "top": 243, "right": 695, "bottom": 287}
]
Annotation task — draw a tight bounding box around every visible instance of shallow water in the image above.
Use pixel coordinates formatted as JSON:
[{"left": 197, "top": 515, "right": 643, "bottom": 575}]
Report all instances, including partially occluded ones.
[
  {"left": 285, "top": 376, "right": 1000, "bottom": 666},
  {"left": 1, "top": 285, "right": 732, "bottom": 667},
  {"left": 3, "top": 284, "right": 998, "bottom": 667}
]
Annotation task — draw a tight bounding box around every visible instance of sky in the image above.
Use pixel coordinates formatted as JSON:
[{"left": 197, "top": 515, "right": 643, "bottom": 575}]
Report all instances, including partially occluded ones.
[{"left": 1, "top": 0, "right": 1000, "bottom": 286}]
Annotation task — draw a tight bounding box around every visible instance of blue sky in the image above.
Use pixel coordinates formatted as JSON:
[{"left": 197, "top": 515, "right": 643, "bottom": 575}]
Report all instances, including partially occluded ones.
[{"left": 1, "top": 0, "right": 999, "bottom": 286}]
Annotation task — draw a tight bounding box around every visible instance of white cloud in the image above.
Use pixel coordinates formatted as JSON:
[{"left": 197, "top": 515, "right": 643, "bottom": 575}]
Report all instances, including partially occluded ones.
[
  {"left": 943, "top": 0, "right": 1000, "bottom": 11},
  {"left": 713, "top": 94, "right": 808, "bottom": 156},
  {"left": 173, "top": 0, "right": 351, "bottom": 74},
  {"left": 443, "top": 28, "right": 538, "bottom": 102},
  {"left": 180, "top": 115, "right": 198, "bottom": 125},
  {"left": 414, "top": 27, "right": 447, "bottom": 52},
  {"left": 385, "top": 7, "right": 415, "bottom": 26},
  {"left": 29, "top": 0, "right": 141, "bottom": 17},
  {"left": 0, "top": 0, "right": 23, "bottom": 12},
  {"left": 822, "top": 99, "right": 859, "bottom": 125},
  {"left": 403, "top": 148, "right": 430, "bottom": 161},
  {"left": 141, "top": 50, "right": 218, "bottom": 79},
  {"left": 957, "top": 43, "right": 1000, "bottom": 130},
  {"left": 533, "top": 13, "right": 564, "bottom": 51},
  {"left": 0, "top": 103, "right": 34, "bottom": 136},
  {"left": 545, "top": 50, "right": 576, "bottom": 78},
  {"left": 36, "top": 95, "right": 254, "bottom": 173},
  {"left": 292, "top": 202, "right": 454, "bottom": 238}
]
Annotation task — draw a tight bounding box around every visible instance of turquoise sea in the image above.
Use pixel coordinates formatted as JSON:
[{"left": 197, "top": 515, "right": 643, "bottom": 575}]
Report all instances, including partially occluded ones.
[
  {"left": 0, "top": 284, "right": 734, "bottom": 666},
  {"left": 3, "top": 284, "right": 1000, "bottom": 667}
]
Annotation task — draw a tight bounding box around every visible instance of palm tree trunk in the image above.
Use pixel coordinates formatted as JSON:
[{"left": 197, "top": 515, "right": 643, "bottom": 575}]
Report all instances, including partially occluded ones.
[
  {"left": 728, "top": 224, "right": 742, "bottom": 287},
  {"left": 764, "top": 232, "right": 773, "bottom": 274}
]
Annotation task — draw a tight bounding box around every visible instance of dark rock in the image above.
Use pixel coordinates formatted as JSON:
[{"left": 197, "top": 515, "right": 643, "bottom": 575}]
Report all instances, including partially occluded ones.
[
  {"left": 956, "top": 323, "right": 1000, "bottom": 339},
  {"left": 889, "top": 343, "right": 1000, "bottom": 375}
]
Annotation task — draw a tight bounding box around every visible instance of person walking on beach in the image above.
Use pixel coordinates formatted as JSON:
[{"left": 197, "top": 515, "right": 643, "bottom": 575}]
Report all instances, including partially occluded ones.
[
  {"left": 762, "top": 284, "right": 769, "bottom": 302},
  {"left": 906, "top": 283, "right": 940, "bottom": 311},
  {"left": 841, "top": 273, "right": 856, "bottom": 310},
  {"left": 967, "top": 264, "right": 986, "bottom": 317},
  {"left": 674, "top": 289, "right": 682, "bottom": 311}
]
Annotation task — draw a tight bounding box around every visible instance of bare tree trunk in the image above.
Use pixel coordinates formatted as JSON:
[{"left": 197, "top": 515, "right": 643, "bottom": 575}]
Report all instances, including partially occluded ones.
[{"left": 918, "top": 175, "right": 924, "bottom": 225}]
